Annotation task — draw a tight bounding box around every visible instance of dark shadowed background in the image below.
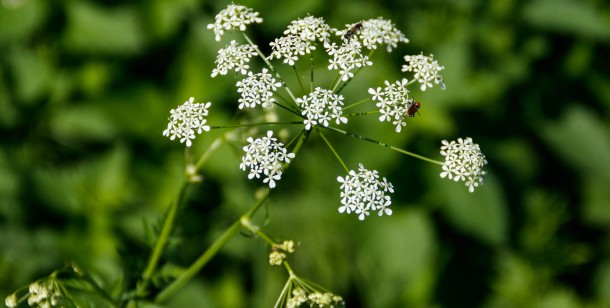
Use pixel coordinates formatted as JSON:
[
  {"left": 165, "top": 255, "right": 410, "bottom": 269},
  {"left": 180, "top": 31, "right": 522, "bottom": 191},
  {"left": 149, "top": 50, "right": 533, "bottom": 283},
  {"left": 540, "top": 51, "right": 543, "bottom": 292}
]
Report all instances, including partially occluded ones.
[{"left": 1, "top": 0, "right": 610, "bottom": 307}]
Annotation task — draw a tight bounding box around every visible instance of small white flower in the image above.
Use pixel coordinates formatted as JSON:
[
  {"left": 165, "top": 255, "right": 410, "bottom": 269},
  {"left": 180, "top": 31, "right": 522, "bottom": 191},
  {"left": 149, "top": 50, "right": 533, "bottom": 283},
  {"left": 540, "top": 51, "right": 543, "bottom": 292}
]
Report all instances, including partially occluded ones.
[
  {"left": 369, "top": 78, "right": 417, "bottom": 132},
  {"left": 337, "top": 164, "right": 394, "bottom": 220},
  {"left": 26, "top": 280, "right": 62, "bottom": 308},
  {"left": 207, "top": 4, "right": 263, "bottom": 41},
  {"left": 239, "top": 130, "right": 295, "bottom": 188},
  {"left": 287, "top": 289, "right": 308, "bottom": 308},
  {"left": 236, "top": 68, "right": 281, "bottom": 109},
  {"left": 296, "top": 88, "right": 347, "bottom": 130},
  {"left": 5, "top": 294, "right": 17, "bottom": 308},
  {"left": 402, "top": 53, "right": 445, "bottom": 91},
  {"left": 324, "top": 39, "right": 372, "bottom": 81},
  {"left": 269, "top": 251, "right": 286, "bottom": 265},
  {"left": 337, "top": 18, "right": 409, "bottom": 52},
  {"left": 163, "top": 97, "right": 212, "bottom": 147},
  {"left": 212, "top": 40, "right": 258, "bottom": 77},
  {"left": 440, "top": 137, "right": 488, "bottom": 192}
]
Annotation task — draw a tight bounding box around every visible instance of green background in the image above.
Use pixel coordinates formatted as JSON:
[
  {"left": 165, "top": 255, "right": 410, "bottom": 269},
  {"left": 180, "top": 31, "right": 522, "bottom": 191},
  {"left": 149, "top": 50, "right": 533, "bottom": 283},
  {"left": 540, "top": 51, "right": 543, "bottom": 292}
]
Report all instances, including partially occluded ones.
[{"left": 1, "top": 0, "right": 610, "bottom": 307}]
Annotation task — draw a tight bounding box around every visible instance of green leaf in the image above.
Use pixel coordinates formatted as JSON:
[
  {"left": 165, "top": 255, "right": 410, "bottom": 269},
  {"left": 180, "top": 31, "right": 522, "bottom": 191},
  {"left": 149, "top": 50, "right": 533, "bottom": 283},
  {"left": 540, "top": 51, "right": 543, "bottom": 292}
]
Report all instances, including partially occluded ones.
[
  {"left": 49, "top": 104, "right": 117, "bottom": 142},
  {"left": 539, "top": 106, "right": 610, "bottom": 183},
  {"left": 7, "top": 46, "right": 54, "bottom": 103},
  {"left": 523, "top": 0, "right": 610, "bottom": 40},
  {"left": 63, "top": 2, "right": 146, "bottom": 55},
  {"left": 361, "top": 209, "right": 437, "bottom": 307},
  {"left": 0, "top": 0, "right": 46, "bottom": 44},
  {"left": 437, "top": 173, "right": 508, "bottom": 246}
]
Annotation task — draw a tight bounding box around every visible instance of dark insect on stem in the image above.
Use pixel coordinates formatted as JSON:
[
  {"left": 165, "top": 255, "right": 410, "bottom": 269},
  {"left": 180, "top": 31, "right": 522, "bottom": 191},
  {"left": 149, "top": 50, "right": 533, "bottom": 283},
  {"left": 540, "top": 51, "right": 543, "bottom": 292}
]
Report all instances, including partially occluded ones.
[{"left": 343, "top": 21, "right": 363, "bottom": 41}]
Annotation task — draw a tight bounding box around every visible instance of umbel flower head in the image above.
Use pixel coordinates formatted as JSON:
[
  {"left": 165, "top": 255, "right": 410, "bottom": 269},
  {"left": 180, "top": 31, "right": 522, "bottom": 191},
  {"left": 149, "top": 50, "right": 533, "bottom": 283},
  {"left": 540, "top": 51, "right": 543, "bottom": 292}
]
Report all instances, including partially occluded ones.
[
  {"left": 268, "top": 16, "right": 335, "bottom": 66},
  {"left": 283, "top": 15, "right": 336, "bottom": 43},
  {"left": 296, "top": 87, "right": 348, "bottom": 130},
  {"left": 207, "top": 4, "right": 263, "bottom": 41},
  {"left": 239, "top": 130, "right": 295, "bottom": 188},
  {"left": 278, "top": 275, "right": 344, "bottom": 308},
  {"left": 286, "top": 288, "right": 344, "bottom": 308},
  {"left": 402, "top": 53, "right": 446, "bottom": 91},
  {"left": 440, "top": 137, "right": 488, "bottom": 192},
  {"left": 338, "top": 17, "right": 409, "bottom": 52},
  {"left": 212, "top": 40, "right": 258, "bottom": 77},
  {"left": 163, "top": 97, "right": 211, "bottom": 147},
  {"left": 236, "top": 68, "right": 281, "bottom": 109},
  {"left": 297, "top": 87, "right": 347, "bottom": 130},
  {"left": 368, "top": 78, "right": 412, "bottom": 132},
  {"left": 337, "top": 164, "right": 394, "bottom": 221},
  {"left": 324, "top": 39, "right": 372, "bottom": 81},
  {"left": 269, "top": 240, "right": 296, "bottom": 266}
]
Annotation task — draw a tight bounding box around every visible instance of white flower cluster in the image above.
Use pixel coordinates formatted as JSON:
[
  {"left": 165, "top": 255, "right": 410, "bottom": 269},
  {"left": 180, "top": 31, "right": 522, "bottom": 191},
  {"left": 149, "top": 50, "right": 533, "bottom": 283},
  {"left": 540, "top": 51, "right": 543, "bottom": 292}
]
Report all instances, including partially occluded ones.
[
  {"left": 325, "top": 39, "right": 373, "bottom": 81},
  {"left": 284, "top": 15, "right": 335, "bottom": 43},
  {"left": 440, "top": 137, "right": 488, "bottom": 192},
  {"left": 27, "top": 281, "right": 62, "bottom": 307},
  {"left": 340, "top": 17, "right": 409, "bottom": 52},
  {"left": 206, "top": 4, "right": 263, "bottom": 41},
  {"left": 268, "top": 16, "right": 336, "bottom": 66},
  {"left": 337, "top": 164, "right": 394, "bottom": 221},
  {"left": 269, "top": 240, "right": 295, "bottom": 266},
  {"left": 402, "top": 53, "right": 446, "bottom": 91},
  {"left": 368, "top": 78, "right": 413, "bottom": 132},
  {"left": 240, "top": 130, "right": 295, "bottom": 188},
  {"left": 296, "top": 88, "right": 348, "bottom": 130},
  {"left": 163, "top": 97, "right": 211, "bottom": 147},
  {"left": 212, "top": 40, "right": 258, "bottom": 77},
  {"left": 268, "top": 35, "right": 315, "bottom": 66},
  {"left": 4, "top": 294, "right": 17, "bottom": 308},
  {"left": 237, "top": 68, "right": 281, "bottom": 109},
  {"left": 286, "top": 288, "right": 343, "bottom": 308}
]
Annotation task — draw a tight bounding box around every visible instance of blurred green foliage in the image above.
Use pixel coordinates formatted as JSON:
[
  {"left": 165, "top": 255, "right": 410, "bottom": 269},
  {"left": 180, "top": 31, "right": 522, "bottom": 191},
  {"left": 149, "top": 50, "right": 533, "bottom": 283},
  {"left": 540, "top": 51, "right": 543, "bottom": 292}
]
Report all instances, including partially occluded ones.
[{"left": 1, "top": 0, "right": 610, "bottom": 307}]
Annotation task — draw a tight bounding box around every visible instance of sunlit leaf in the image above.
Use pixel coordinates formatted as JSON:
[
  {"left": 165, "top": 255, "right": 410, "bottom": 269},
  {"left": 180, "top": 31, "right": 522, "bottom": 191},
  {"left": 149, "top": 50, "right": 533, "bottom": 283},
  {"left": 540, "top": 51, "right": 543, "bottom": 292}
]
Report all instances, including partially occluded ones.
[
  {"left": 523, "top": 0, "right": 610, "bottom": 39},
  {"left": 438, "top": 173, "right": 508, "bottom": 246},
  {"left": 63, "top": 2, "right": 146, "bottom": 55},
  {"left": 539, "top": 105, "right": 610, "bottom": 183},
  {"left": 0, "top": 0, "right": 46, "bottom": 44}
]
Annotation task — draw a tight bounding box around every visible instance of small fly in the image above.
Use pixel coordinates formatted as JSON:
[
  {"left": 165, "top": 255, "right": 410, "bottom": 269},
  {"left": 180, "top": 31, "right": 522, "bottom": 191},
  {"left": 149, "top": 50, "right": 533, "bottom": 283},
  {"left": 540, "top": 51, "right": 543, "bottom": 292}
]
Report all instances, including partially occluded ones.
[{"left": 343, "top": 21, "right": 363, "bottom": 41}]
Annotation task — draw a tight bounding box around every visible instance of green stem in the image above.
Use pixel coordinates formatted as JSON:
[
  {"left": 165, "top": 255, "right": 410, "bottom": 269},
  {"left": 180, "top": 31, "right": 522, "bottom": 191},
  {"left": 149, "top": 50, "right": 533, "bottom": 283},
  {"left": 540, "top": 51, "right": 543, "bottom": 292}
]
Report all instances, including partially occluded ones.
[
  {"left": 335, "top": 49, "right": 375, "bottom": 95},
  {"left": 155, "top": 129, "right": 312, "bottom": 303},
  {"left": 283, "top": 261, "right": 297, "bottom": 279},
  {"left": 195, "top": 136, "right": 224, "bottom": 171},
  {"left": 343, "top": 97, "right": 371, "bottom": 110},
  {"left": 209, "top": 121, "right": 304, "bottom": 131},
  {"left": 273, "top": 101, "right": 303, "bottom": 118},
  {"left": 321, "top": 126, "right": 444, "bottom": 165},
  {"left": 154, "top": 219, "right": 243, "bottom": 303},
  {"left": 139, "top": 182, "right": 188, "bottom": 294},
  {"left": 240, "top": 216, "right": 276, "bottom": 246},
  {"left": 346, "top": 110, "right": 378, "bottom": 117},
  {"left": 309, "top": 53, "right": 314, "bottom": 93},
  {"left": 316, "top": 128, "right": 349, "bottom": 172},
  {"left": 242, "top": 33, "right": 297, "bottom": 103},
  {"left": 274, "top": 274, "right": 293, "bottom": 308},
  {"left": 329, "top": 73, "right": 341, "bottom": 92},
  {"left": 293, "top": 65, "right": 305, "bottom": 94}
]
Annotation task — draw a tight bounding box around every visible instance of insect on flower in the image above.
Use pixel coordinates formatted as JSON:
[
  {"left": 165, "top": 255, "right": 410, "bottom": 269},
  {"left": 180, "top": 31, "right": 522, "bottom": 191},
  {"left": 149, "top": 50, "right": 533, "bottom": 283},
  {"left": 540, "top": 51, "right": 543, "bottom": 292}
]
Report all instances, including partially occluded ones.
[
  {"left": 406, "top": 100, "right": 421, "bottom": 117},
  {"left": 343, "top": 21, "right": 363, "bottom": 40}
]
